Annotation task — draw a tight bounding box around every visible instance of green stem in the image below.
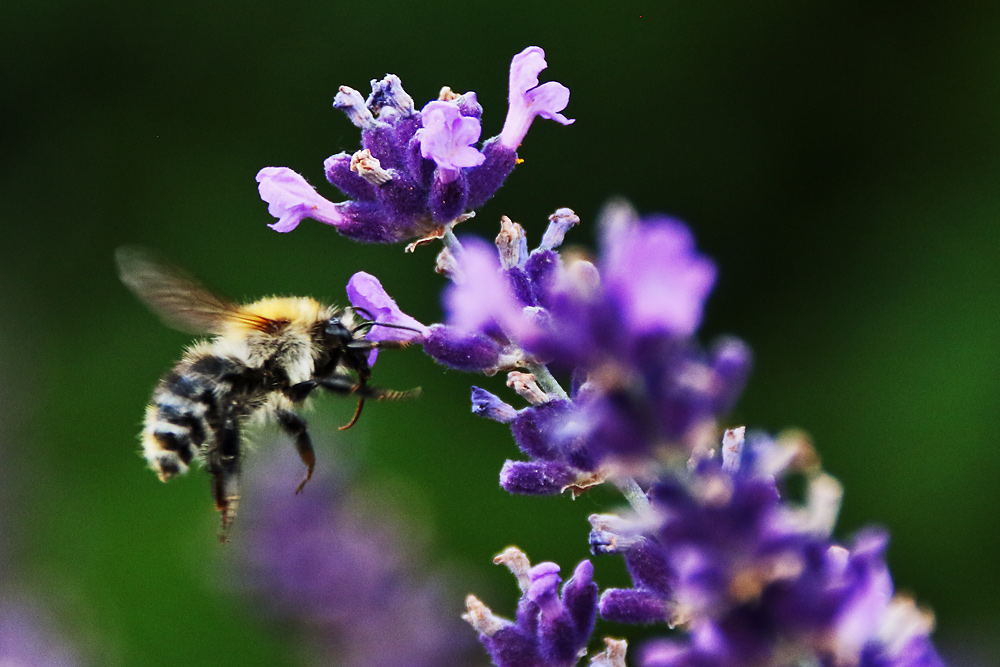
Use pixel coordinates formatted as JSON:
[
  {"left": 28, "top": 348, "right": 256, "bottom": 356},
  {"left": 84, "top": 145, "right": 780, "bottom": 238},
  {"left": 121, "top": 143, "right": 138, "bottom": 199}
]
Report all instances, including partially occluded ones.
[
  {"left": 442, "top": 227, "right": 463, "bottom": 254},
  {"left": 615, "top": 477, "right": 650, "bottom": 513},
  {"left": 525, "top": 362, "right": 569, "bottom": 401}
]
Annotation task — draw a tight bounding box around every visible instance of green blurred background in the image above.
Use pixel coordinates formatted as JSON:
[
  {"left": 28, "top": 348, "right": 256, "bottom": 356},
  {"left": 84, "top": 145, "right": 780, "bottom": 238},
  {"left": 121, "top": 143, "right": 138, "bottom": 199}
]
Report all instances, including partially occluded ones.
[{"left": 3, "top": 1, "right": 998, "bottom": 664}]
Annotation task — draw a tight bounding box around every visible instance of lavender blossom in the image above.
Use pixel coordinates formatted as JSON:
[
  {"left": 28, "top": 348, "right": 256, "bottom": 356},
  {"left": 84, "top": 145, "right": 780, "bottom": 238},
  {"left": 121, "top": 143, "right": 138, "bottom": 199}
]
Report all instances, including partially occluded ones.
[
  {"left": 0, "top": 365, "right": 84, "bottom": 666},
  {"left": 231, "top": 448, "right": 478, "bottom": 667},
  {"left": 249, "top": 47, "right": 949, "bottom": 667},
  {"left": 499, "top": 47, "right": 575, "bottom": 150},
  {"left": 0, "top": 597, "right": 82, "bottom": 667},
  {"left": 590, "top": 430, "right": 946, "bottom": 667},
  {"left": 258, "top": 47, "right": 572, "bottom": 243},
  {"left": 463, "top": 547, "right": 602, "bottom": 667},
  {"left": 347, "top": 203, "right": 750, "bottom": 475}
]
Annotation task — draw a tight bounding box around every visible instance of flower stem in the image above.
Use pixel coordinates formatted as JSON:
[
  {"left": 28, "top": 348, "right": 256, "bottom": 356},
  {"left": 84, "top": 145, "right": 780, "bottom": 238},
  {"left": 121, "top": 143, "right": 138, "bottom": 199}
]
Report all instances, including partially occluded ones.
[
  {"left": 525, "top": 362, "right": 569, "bottom": 401},
  {"left": 442, "top": 227, "right": 463, "bottom": 255},
  {"left": 615, "top": 477, "right": 650, "bottom": 513}
]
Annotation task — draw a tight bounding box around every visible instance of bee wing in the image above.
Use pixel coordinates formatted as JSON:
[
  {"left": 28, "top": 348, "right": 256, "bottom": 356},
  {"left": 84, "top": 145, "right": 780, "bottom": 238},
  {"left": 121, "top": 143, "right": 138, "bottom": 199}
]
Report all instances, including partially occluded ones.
[{"left": 116, "top": 246, "right": 243, "bottom": 335}]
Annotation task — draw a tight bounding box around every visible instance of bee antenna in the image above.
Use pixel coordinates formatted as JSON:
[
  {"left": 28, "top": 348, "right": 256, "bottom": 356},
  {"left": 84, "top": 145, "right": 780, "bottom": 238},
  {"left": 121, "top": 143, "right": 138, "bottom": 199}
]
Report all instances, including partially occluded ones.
[
  {"left": 352, "top": 321, "right": 425, "bottom": 335},
  {"left": 352, "top": 306, "right": 376, "bottom": 321}
]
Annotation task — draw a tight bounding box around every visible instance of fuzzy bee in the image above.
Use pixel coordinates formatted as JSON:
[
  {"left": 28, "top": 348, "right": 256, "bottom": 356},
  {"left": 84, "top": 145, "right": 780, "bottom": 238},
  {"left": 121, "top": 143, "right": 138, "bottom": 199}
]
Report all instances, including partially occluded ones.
[{"left": 116, "top": 246, "right": 417, "bottom": 532}]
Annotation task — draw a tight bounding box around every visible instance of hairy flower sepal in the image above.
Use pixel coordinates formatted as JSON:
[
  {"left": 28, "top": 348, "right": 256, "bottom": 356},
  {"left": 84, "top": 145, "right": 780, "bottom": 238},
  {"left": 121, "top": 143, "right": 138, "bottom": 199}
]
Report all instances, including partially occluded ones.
[{"left": 464, "top": 547, "right": 601, "bottom": 667}]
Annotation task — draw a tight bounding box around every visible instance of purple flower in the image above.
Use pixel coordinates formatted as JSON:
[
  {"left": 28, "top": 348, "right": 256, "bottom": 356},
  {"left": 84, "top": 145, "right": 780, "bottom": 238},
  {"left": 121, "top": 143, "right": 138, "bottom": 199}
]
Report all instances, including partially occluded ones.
[
  {"left": 346, "top": 268, "right": 518, "bottom": 373},
  {"left": 499, "top": 47, "right": 575, "bottom": 150},
  {"left": 346, "top": 271, "right": 428, "bottom": 365},
  {"left": 443, "top": 204, "right": 750, "bottom": 469},
  {"left": 601, "top": 210, "right": 716, "bottom": 338},
  {"left": 443, "top": 236, "right": 530, "bottom": 339},
  {"left": 256, "top": 167, "right": 347, "bottom": 233},
  {"left": 232, "top": 448, "right": 478, "bottom": 667},
  {"left": 258, "top": 48, "right": 572, "bottom": 243},
  {"left": 464, "top": 547, "right": 600, "bottom": 667},
  {"left": 0, "top": 597, "right": 82, "bottom": 667},
  {"left": 417, "top": 101, "right": 487, "bottom": 183},
  {"left": 589, "top": 430, "right": 947, "bottom": 667}
]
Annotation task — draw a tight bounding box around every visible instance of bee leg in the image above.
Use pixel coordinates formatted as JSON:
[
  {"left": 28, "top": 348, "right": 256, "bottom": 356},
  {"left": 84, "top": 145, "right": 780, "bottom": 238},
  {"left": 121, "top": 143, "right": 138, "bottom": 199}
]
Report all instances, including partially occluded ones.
[
  {"left": 206, "top": 418, "right": 241, "bottom": 539},
  {"left": 339, "top": 397, "right": 365, "bottom": 431},
  {"left": 312, "top": 375, "right": 421, "bottom": 402},
  {"left": 347, "top": 339, "right": 412, "bottom": 351},
  {"left": 276, "top": 409, "right": 315, "bottom": 494},
  {"left": 285, "top": 379, "right": 323, "bottom": 403},
  {"left": 339, "top": 377, "right": 367, "bottom": 431}
]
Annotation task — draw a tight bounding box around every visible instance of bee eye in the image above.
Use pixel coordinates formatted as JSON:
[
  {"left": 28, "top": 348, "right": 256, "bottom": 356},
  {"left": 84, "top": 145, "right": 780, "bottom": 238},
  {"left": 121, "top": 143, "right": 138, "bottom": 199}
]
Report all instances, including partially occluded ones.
[{"left": 325, "top": 319, "right": 350, "bottom": 338}]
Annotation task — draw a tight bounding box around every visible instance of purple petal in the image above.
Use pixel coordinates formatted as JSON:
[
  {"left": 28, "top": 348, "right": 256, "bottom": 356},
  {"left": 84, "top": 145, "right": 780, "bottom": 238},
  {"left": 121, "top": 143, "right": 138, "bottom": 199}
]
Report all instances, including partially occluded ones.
[
  {"left": 346, "top": 272, "right": 428, "bottom": 343},
  {"left": 499, "top": 47, "right": 574, "bottom": 150},
  {"left": 416, "top": 101, "right": 486, "bottom": 184},
  {"left": 527, "top": 562, "right": 562, "bottom": 605},
  {"left": 256, "top": 167, "right": 346, "bottom": 233},
  {"left": 346, "top": 272, "right": 427, "bottom": 365},
  {"left": 601, "top": 210, "right": 716, "bottom": 337},
  {"left": 444, "top": 236, "right": 526, "bottom": 337}
]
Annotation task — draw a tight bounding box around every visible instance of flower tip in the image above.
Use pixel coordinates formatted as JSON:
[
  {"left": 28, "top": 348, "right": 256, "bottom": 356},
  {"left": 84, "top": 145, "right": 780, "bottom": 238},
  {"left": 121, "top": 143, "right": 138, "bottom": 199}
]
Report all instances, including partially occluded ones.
[{"left": 572, "top": 559, "right": 595, "bottom": 582}]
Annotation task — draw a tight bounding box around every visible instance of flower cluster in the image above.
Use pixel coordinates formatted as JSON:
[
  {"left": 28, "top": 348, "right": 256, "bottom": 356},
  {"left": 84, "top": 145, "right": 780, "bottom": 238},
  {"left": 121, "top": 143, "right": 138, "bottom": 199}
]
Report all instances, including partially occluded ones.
[
  {"left": 463, "top": 547, "right": 598, "bottom": 667},
  {"left": 230, "top": 447, "right": 479, "bottom": 667},
  {"left": 257, "top": 47, "right": 572, "bottom": 243},
  {"left": 593, "top": 428, "right": 945, "bottom": 667},
  {"left": 350, "top": 201, "right": 752, "bottom": 493},
  {"left": 255, "top": 47, "right": 948, "bottom": 667},
  {"left": 0, "top": 596, "right": 82, "bottom": 667}
]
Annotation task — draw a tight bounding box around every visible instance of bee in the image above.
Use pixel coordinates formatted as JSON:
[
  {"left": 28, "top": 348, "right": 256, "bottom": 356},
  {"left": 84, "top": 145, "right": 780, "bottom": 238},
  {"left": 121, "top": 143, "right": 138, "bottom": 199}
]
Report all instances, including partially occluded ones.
[{"left": 116, "top": 246, "right": 418, "bottom": 533}]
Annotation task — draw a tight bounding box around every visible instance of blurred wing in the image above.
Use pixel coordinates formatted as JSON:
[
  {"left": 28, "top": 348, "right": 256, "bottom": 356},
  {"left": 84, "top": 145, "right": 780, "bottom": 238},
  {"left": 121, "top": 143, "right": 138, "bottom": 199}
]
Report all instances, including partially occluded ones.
[{"left": 115, "top": 246, "right": 244, "bottom": 335}]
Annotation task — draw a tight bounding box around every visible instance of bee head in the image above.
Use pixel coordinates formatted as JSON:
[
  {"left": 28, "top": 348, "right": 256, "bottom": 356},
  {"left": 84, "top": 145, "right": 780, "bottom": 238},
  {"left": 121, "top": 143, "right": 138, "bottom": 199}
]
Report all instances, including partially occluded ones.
[{"left": 323, "top": 317, "right": 353, "bottom": 342}]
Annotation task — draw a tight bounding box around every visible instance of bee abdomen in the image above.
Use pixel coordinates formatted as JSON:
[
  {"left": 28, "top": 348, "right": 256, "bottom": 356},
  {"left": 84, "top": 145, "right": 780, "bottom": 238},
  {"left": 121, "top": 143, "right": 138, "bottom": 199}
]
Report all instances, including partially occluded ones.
[{"left": 141, "top": 370, "right": 217, "bottom": 482}]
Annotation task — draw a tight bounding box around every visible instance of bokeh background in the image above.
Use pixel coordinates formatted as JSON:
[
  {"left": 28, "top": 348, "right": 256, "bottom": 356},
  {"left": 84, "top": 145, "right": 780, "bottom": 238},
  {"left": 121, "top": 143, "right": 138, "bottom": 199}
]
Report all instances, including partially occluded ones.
[{"left": 4, "top": 1, "right": 998, "bottom": 664}]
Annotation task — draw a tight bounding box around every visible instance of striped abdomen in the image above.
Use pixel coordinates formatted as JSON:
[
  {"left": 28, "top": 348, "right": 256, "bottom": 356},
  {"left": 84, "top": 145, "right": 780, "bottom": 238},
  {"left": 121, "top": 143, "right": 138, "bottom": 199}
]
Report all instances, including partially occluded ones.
[{"left": 141, "top": 352, "right": 262, "bottom": 481}]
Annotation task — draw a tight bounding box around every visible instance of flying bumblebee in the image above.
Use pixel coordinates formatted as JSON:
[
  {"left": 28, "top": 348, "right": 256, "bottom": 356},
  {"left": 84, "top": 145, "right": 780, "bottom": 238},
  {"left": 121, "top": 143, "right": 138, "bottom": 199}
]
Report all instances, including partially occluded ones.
[{"left": 116, "top": 246, "right": 418, "bottom": 533}]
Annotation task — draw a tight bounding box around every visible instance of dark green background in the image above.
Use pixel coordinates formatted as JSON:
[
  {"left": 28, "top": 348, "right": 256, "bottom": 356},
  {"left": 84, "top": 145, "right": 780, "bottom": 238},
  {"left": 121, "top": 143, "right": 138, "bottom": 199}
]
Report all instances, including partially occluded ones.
[{"left": 3, "top": 1, "right": 997, "bottom": 664}]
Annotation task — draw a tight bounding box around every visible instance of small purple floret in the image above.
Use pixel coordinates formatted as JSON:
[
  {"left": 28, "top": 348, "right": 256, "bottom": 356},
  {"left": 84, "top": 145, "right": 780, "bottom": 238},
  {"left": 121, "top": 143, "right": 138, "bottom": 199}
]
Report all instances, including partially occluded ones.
[
  {"left": 346, "top": 271, "right": 428, "bottom": 365},
  {"left": 601, "top": 212, "right": 716, "bottom": 338},
  {"left": 416, "top": 101, "right": 486, "bottom": 184},
  {"left": 256, "top": 167, "right": 346, "bottom": 233},
  {"left": 471, "top": 387, "right": 519, "bottom": 423},
  {"left": 500, "top": 47, "right": 574, "bottom": 150},
  {"left": 346, "top": 272, "right": 429, "bottom": 343}
]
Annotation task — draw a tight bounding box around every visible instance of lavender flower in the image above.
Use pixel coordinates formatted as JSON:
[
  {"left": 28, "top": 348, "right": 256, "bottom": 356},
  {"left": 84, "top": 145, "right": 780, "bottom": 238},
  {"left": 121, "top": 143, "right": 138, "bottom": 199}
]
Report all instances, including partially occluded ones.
[
  {"left": 463, "top": 547, "right": 602, "bottom": 667},
  {"left": 0, "top": 597, "right": 82, "bottom": 667},
  {"left": 231, "top": 448, "right": 478, "bottom": 667},
  {"left": 349, "top": 203, "right": 750, "bottom": 479},
  {"left": 498, "top": 47, "right": 575, "bottom": 150},
  {"left": 590, "top": 429, "right": 946, "bottom": 667},
  {"left": 249, "top": 47, "right": 949, "bottom": 667},
  {"left": 0, "top": 364, "right": 84, "bottom": 666},
  {"left": 257, "top": 47, "right": 572, "bottom": 243}
]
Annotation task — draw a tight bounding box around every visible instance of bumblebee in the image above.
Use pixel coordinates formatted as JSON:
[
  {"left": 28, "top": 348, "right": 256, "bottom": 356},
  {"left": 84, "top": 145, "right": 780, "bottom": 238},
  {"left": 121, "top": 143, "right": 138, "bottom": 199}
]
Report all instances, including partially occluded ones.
[{"left": 116, "top": 246, "right": 417, "bottom": 531}]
